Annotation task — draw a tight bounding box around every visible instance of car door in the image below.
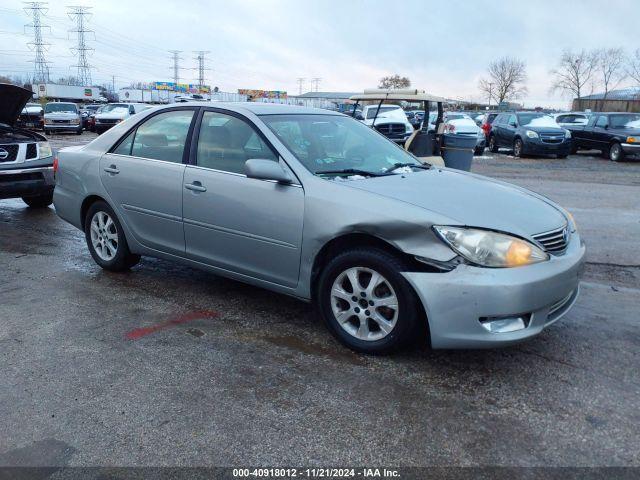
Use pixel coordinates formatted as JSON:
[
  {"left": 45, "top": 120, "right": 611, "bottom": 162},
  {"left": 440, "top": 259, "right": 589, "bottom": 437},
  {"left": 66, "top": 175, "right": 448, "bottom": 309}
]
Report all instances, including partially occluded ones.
[
  {"left": 591, "top": 115, "right": 610, "bottom": 151},
  {"left": 505, "top": 114, "right": 518, "bottom": 146},
  {"left": 100, "top": 108, "right": 196, "bottom": 255},
  {"left": 182, "top": 109, "right": 304, "bottom": 288}
]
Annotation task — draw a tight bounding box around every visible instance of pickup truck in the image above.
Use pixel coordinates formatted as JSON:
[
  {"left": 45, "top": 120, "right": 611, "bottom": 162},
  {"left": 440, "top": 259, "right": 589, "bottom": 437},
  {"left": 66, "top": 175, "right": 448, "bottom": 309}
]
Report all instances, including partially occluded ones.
[{"left": 567, "top": 112, "right": 640, "bottom": 161}]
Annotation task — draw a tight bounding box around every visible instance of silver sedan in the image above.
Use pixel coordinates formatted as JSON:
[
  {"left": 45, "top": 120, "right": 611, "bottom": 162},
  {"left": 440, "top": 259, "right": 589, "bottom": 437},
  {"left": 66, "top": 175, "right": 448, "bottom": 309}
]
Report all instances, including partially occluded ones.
[{"left": 53, "top": 103, "right": 585, "bottom": 354}]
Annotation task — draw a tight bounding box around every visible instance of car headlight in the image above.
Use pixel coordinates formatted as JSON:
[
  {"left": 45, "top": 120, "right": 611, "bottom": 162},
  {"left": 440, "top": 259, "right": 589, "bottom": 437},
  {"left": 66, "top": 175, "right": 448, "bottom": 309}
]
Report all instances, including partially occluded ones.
[
  {"left": 433, "top": 226, "right": 549, "bottom": 268},
  {"left": 525, "top": 130, "right": 539, "bottom": 138},
  {"left": 565, "top": 129, "right": 571, "bottom": 139},
  {"left": 44, "top": 119, "right": 53, "bottom": 125},
  {"left": 38, "top": 141, "right": 53, "bottom": 159},
  {"left": 405, "top": 124, "right": 413, "bottom": 134}
]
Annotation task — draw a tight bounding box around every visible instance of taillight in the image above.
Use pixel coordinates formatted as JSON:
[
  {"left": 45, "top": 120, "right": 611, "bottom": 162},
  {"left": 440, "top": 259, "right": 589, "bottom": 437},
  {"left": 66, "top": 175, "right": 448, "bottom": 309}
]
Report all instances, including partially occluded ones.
[{"left": 53, "top": 155, "right": 58, "bottom": 175}]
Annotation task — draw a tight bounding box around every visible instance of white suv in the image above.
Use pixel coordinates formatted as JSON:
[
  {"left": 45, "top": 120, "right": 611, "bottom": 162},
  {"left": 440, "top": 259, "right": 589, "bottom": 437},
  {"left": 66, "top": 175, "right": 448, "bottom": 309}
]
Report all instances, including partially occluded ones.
[
  {"left": 358, "top": 105, "right": 414, "bottom": 143},
  {"left": 94, "top": 103, "right": 150, "bottom": 134}
]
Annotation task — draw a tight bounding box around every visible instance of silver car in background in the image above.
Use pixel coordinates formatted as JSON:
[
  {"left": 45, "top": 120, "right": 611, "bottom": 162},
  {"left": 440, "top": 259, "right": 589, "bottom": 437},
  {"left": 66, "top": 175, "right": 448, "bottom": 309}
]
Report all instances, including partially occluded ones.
[{"left": 53, "top": 103, "right": 585, "bottom": 354}]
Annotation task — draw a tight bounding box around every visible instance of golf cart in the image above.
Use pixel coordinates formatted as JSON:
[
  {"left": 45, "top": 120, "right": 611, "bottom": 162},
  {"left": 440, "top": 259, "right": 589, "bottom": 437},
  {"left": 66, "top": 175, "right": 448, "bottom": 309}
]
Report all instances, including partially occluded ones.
[{"left": 349, "top": 89, "right": 476, "bottom": 171}]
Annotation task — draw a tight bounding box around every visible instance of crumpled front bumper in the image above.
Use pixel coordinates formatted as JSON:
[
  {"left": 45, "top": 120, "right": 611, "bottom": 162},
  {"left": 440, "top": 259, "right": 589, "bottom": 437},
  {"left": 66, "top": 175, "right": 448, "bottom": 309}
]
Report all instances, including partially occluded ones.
[{"left": 402, "top": 233, "right": 585, "bottom": 349}]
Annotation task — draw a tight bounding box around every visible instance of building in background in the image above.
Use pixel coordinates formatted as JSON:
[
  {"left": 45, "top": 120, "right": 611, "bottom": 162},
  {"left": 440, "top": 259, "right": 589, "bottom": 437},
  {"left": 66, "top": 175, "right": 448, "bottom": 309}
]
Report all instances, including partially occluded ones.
[{"left": 572, "top": 87, "right": 640, "bottom": 113}]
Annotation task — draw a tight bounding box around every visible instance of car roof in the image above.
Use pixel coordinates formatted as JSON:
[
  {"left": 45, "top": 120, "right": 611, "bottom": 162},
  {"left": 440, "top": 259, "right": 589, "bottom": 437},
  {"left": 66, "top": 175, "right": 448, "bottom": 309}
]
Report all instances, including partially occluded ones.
[{"left": 152, "top": 101, "right": 343, "bottom": 116}]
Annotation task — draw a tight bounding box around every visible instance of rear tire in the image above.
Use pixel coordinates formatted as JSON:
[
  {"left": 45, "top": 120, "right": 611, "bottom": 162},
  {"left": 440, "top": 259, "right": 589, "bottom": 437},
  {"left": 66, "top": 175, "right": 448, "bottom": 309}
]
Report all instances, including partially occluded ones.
[
  {"left": 22, "top": 192, "right": 53, "bottom": 208},
  {"left": 84, "top": 201, "right": 140, "bottom": 272},
  {"left": 317, "top": 248, "right": 424, "bottom": 354},
  {"left": 488, "top": 135, "right": 499, "bottom": 153},
  {"left": 557, "top": 154, "right": 568, "bottom": 159},
  {"left": 474, "top": 146, "right": 485, "bottom": 156}
]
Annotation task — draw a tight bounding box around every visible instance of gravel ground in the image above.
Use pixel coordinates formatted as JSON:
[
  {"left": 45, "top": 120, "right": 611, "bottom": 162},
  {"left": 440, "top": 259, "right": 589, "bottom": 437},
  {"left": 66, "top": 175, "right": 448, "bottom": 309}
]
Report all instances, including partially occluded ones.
[{"left": 1, "top": 132, "right": 639, "bottom": 468}]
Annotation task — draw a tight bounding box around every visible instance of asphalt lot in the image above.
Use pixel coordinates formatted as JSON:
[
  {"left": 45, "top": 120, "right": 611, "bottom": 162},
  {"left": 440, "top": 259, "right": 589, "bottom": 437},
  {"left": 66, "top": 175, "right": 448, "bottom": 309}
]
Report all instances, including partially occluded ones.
[{"left": 1, "top": 131, "right": 639, "bottom": 468}]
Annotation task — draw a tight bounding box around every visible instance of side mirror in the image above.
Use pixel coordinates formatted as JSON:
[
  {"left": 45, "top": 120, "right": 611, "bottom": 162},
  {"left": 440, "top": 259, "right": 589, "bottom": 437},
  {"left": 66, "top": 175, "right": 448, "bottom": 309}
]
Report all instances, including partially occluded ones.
[{"left": 244, "top": 159, "right": 292, "bottom": 184}]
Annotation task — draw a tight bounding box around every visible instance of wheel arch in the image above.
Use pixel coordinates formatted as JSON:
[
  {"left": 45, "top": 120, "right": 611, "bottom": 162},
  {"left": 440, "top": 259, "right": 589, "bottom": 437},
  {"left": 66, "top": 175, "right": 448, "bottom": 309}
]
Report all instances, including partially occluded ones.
[
  {"left": 310, "top": 232, "right": 432, "bottom": 346},
  {"left": 80, "top": 194, "right": 108, "bottom": 230}
]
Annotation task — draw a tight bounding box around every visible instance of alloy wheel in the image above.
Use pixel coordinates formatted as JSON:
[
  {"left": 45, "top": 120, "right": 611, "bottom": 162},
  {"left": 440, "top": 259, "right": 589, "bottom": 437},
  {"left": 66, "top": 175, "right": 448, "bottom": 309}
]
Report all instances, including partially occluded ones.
[
  {"left": 90, "top": 211, "right": 118, "bottom": 261},
  {"left": 330, "top": 267, "right": 399, "bottom": 341},
  {"left": 514, "top": 139, "right": 522, "bottom": 157},
  {"left": 610, "top": 144, "right": 621, "bottom": 161}
]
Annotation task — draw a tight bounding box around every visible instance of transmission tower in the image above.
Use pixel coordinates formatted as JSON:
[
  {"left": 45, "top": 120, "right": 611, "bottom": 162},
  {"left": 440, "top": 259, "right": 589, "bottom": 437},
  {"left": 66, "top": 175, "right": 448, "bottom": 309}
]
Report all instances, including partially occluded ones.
[
  {"left": 311, "top": 77, "right": 322, "bottom": 92},
  {"left": 23, "top": 2, "right": 51, "bottom": 84},
  {"left": 67, "top": 6, "right": 94, "bottom": 86},
  {"left": 169, "top": 50, "right": 182, "bottom": 85},
  {"left": 193, "top": 51, "right": 210, "bottom": 92},
  {"left": 296, "top": 77, "right": 306, "bottom": 95}
]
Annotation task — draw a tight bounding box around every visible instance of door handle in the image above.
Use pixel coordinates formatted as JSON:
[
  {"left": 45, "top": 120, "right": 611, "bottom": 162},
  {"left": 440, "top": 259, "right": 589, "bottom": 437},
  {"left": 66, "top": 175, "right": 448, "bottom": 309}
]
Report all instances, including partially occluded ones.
[
  {"left": 104, "top": 165, "right": 119, "bottom": 174},
  {"left": 184, "top": 181, "right": 207, "bottom": 192}
]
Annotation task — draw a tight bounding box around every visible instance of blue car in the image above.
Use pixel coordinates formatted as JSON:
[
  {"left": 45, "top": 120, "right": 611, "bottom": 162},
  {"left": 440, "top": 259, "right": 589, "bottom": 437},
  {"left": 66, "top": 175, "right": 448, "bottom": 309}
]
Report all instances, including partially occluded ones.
[{"left": 489, "top": 112, "right": 572, "bottom": 158}]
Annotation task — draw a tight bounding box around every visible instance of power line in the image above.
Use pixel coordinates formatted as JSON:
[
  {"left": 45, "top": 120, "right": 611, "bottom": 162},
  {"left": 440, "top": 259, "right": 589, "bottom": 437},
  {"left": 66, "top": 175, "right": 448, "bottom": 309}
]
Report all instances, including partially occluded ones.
[
  {"left": 23, "top": 1, "right": 51, "bottom": 83},
  {"left": 193, "top": 50, "right": 210, "bottom": 91},
  {"left": 168, "top": 50, "right": 182, "bottom": 84},
  {"left": 296, "top": 77, "right": 306, "bottom": 95},
  {"left": 67, "top": 5, "right": 94, "bottom": 86}
]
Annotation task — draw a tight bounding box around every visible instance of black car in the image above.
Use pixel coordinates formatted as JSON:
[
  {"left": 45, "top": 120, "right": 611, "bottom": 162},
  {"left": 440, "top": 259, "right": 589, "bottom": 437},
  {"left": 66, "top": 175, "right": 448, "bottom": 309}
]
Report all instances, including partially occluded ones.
[
  {"left": 567, "top": 112, "right": 640, "bottom": 161},
  {"left": 0, "top": 83, "right": 56, "bottom": 208},
  {"left": 488, "top": 112, "right": 572, "bottom": 158},
  {"left": 17, "top": 103, "right": 44, "bottom": 131}
]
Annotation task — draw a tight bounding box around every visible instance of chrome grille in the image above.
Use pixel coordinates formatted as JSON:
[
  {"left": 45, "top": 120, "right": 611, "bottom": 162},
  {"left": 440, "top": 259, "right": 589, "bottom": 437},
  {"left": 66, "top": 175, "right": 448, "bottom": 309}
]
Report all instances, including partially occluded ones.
[
  {"left": 540, "top": 133, "right": 565, "bottom": 144},
  {"left": 375, "top": 123, "right": 406, "bottom": 137},
  {"left": 532, "top": 225, "right": 569, "bottom": 254},
  {"left": 0, "top": 144, "right": 19, "bottom": 162}
]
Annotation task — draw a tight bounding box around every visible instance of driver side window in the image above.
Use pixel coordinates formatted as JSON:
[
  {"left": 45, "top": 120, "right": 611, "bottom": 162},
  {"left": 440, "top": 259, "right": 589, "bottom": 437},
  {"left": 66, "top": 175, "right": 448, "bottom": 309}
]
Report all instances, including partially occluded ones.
[
  {"left": 196, "top": 111, "right": 278, "bottom": 174},
  {"left": 595, "top": 116, "right": 608, "bottom": 128}
]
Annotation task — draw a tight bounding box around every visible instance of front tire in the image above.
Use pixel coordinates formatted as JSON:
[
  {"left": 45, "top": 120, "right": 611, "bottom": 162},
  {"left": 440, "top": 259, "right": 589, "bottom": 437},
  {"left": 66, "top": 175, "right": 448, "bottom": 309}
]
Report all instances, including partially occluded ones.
[
  {"left": 84, "top": 201, "right": 140, "bottom": 272},
  {"left": 22, "top": 192, "right": 53, "bottom": 208},
  {"left": 317, "top": 248, "right": 423, "bottom": 354},
  {"left": 608, "top": 142, "right": 624, "bottom": 162},
  {"left": 513, "top": 138, "right": 524, "bottom": 158},
  {"left": 474, "top": 146, "right": 485, "bottom": 156}
]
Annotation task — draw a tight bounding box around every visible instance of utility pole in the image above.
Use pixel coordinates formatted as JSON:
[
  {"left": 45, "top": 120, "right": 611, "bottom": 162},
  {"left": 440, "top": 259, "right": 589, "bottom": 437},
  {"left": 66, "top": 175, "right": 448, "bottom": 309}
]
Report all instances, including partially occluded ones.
[
  {"left": 193, "top": 51, "right": 210, "bottom": 93},
  {"left": 296, "top": 77, "right": 306, "bottom": 95},
  {"left": 67, "top": 6, "right": 94, "bottom": 86},
  {"left": 111, "top": 75, "right": 115, "bottom": 93},
  {"left": 23, "top": 2, "right": 51, "bottom": 84},
  {"left": 169, "top": 50, "right": 182, "bottom": 85},
  {"left": 311, "top": 77, "right": 322, "bottom": 92}
]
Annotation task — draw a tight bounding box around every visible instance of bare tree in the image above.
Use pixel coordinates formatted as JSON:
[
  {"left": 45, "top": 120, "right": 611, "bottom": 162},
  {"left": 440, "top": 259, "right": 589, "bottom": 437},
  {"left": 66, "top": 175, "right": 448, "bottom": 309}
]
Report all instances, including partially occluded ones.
[
  {"left": 550, "top": 49, "right": 597, "bottom": 99},
  {"left": 378, "top": 75, "right": 411, "bottom": 89},
  {"left": 627, "top": 49, "right": 640, "bottom": 86},
  {"left": 478, "top": 57, "right": 527, "bottom": 105},
  {"left": 594, "top": 47, "right": 627, "bottom": 100}
]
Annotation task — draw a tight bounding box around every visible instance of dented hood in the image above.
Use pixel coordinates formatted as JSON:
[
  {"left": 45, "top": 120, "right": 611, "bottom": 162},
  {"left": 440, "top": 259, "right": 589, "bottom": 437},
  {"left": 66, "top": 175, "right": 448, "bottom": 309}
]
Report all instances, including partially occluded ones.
[
  {"left": 0, "top": 83, "right": 34, "bottom": 126},
  {"left": 343, "top": 168, "right": 567, "bottom": 237}
]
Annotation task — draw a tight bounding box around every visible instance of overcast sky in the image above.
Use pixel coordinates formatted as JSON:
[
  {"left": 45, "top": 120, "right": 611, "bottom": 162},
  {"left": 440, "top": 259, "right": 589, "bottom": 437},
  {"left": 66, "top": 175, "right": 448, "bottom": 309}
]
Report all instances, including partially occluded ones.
[{"left": 1, "top": 0, "right": 638, "bottom": 108}]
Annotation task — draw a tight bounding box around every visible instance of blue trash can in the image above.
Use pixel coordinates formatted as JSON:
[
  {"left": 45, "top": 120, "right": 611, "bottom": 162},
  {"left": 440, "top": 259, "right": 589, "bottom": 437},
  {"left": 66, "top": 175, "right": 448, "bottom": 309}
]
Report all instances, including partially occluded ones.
[{"left": 441, "top": 134, "right": 476, "bottom": 171}]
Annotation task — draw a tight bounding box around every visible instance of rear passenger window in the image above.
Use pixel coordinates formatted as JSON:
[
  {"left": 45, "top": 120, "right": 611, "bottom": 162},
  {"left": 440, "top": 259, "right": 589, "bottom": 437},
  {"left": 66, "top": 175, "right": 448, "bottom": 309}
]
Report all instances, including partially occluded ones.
[
  {"left": 196, "top": 111, "right": 278, "bottom": 174},
  {"left": 131, "top": 110, "right": 194, "bottom": 163}
]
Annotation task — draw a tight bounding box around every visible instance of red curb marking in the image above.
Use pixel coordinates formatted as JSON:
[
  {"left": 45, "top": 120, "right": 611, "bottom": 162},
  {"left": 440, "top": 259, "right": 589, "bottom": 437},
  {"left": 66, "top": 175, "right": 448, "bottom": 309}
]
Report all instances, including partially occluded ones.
[{"left": 126, "top": 310, "right": 219, "bottom": 340}]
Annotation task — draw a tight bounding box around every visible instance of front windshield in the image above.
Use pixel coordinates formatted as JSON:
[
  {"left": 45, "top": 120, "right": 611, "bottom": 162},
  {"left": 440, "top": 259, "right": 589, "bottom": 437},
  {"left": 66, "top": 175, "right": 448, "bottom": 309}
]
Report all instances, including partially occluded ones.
[
  {"left": 609, "top": 114, "right": 640, "bottom": 129},
  {"left": 102, "top": 104, "right": 129, "bottom": 113},
  {"left": 260, "top": 114, "right": 422, "bottom": 176},
  {"left": 45, "top": 103, "right": 77, "bottom": 113},
  {"left": 366, "top": 106, "right": 400, "bottom": 119},
  {"left": 517, "top": 112, "right": 556, "bottom": 127}
]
